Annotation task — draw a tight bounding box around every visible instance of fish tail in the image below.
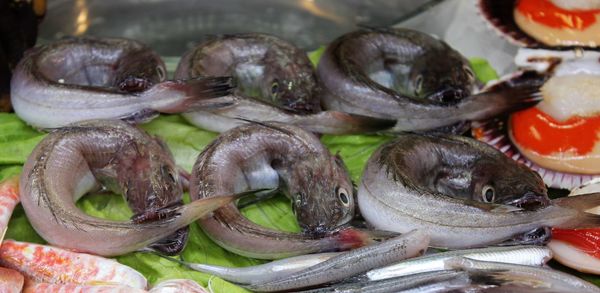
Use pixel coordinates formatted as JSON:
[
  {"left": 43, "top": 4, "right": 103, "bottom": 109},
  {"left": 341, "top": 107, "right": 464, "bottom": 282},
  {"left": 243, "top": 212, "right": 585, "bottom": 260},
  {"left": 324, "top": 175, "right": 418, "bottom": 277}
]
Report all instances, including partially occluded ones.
[
  {"left": 332, "top": 227, "right": 400, "bottom": 250},
  {"left": 146, "top": 76, "right": 235, "bottom": 113},
  {"left": 554, "top": 192, "right": 600, "bottom": 228},
  {"left": 466, "top": 70, "right": 546, "bottom": 120},
  {"left": 294, "top": 111, "right": 397, "bottom": 134},
  {"left": 176, "top": 188, "right": 273, "bottom": 224}
]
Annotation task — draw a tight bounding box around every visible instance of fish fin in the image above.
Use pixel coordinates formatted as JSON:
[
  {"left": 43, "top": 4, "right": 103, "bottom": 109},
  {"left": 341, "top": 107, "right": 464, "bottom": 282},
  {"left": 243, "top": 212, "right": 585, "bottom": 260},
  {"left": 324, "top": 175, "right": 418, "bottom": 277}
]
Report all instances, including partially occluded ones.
[
  {"left": 148, "top": 226, "right": 189, "bottom": 255},
  {"left": 297, "top": 111, "right": 397, "bottom": 134},
  {"left": 489, "top": 204, "right": 524, "bottom": 213},
  {"left": 554, "top": 192, "right": 600, "bottom": 211},
  {"left": 151, "top": 76, "right": 235, "bottom": 113},
  {"left": 119, "top": 108, "right": 160, "bottom": 124}
]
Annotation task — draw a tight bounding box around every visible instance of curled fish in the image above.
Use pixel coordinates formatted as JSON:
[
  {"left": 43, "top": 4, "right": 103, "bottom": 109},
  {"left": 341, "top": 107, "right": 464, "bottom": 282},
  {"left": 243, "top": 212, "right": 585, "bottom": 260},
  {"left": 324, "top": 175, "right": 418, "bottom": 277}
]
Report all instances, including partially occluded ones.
[
  {"left": 20, "top": 120, "right": 241, "bottom": 256},
  {"left": 317, "top": 28, "right": 542, "bottom": 133},
  {"left": 190, "top": 122, "right": 392, "bottom": 259},
  {"left": 359, "top": 133, "right": 600, "bottom": 249},
  {"left": 175, "top": 33, "right": 394, "bottom": 134},
  {"left": 11, "top": 36, "right": 234, "bottom": 129}
]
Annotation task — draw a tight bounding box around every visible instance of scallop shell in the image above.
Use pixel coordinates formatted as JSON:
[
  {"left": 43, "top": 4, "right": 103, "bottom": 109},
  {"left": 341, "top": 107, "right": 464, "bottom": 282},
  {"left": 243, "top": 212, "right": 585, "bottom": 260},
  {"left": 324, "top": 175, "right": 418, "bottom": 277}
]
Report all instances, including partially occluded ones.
[{"left": 477, "top": 0, "right": 600, "bottom": 50}]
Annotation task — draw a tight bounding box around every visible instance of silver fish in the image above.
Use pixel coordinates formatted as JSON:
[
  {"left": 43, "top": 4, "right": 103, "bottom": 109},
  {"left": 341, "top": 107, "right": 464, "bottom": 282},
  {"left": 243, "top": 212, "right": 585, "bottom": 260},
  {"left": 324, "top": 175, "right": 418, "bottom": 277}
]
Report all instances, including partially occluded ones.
[
  {"left": 297, "top": 270, "right": 472, "bottom": 293},
  {"left": 190, "top": 122, "right": 393, "bottom": 259},
  {"left": 359, "top": 134, "right": 600, "bottom": 248},
  {"left": 444, "top": 257, "right": 600, "bottom": 293},
  {"left": 11, "top": 37, "right": 233, "bottom": 129},
  {"left": 155, "top": 252, "right": 340, "bottom": 285},
  {"left": 175, "top": 33, "right": 394, "bottom": 134},
  {"left": 20, "top": 120, "right": 241, "bottom": 256},
  {"left": 317, "top": 27, "right": 543, "bottom": 133},
  {"left": 367, "top": 245, "right": 552, "bottom": 281},
  {"left": 245, "top": 230, "right": 430, "bottom": 292}
]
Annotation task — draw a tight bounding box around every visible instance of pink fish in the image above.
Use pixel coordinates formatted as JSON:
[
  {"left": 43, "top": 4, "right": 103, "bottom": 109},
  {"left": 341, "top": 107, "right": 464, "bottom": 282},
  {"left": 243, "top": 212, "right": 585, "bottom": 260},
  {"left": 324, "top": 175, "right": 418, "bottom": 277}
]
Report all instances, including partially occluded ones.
[
  {"left": 0, "top": 240, "right": 147, "bottom": 289},
  {"left": 23, "top": 283, "right": 147, "bottom": 293},
  {"left": 0, "top": 176, "right": 20, "bottom": 240},
  {"left": 0, "top": 267, "right": 24, "bottom": 293},
  {"left": 149, "top": 279, "right": 209, "bottom": 293}
]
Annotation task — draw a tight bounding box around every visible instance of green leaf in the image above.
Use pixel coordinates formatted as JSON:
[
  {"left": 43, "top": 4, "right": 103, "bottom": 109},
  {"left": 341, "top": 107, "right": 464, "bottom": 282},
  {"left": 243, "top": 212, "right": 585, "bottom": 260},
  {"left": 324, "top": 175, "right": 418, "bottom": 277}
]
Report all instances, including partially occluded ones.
[
  {"left": 0, "top": 113, "right": 46, "bottom": 165},
  {"left": 469, "top": 58, "right": 499, "bottom": 83}
]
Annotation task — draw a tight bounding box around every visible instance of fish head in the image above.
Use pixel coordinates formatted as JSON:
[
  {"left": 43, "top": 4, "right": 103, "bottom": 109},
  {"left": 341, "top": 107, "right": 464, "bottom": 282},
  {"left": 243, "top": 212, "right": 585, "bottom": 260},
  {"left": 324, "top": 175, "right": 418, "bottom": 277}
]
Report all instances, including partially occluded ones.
[
  {"left": 288, "top": 154, "right": 355, "bottom": 234},
  {"left": 408, "top": 51, "right": 475, "bottom": 104},
  {"left": 122, "top": 137, "right": 183, "bottom": 215},
  {"left": 261, "top": 58, "right": 321, "bottom": 114},
  {"left": 470, "top": 159, "right": 549, "bottom": 210}
]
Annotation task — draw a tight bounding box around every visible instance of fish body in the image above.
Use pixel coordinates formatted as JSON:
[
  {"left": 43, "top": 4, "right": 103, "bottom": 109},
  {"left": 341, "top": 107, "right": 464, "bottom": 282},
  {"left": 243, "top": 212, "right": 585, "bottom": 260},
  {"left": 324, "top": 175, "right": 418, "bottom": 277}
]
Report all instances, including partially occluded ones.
[
  {"left": 0, "top": 176, "right": 20, "bottom": 239},
  {"left": 158, "top": 252, "right": 340, "bottom": 285},
  {"left": 317, "top": 28, "right": 542, "bottom": 132},
  {"left": 246, "top": 230, "right": 430, "bottom": 292},
  {"left": 190, "top": 122, "right": 391, "bottom": 259},
  {"left": 20, "top": 120, "right": 237, "bottom": 256},
  {"left": 359, "top": 134, "right": 600, "bottom": 248},
  {"left": 11, "top": 37, "right": 233, "bottom": 129},
  {"left": 445, "top": 257, "right": 600, "bottom": 293},
  {"left": 23, "top": 283, "right": 146, "bottom": 293},
  {"left": 148, "top": 279, "right": 209, "bottom": 293},
  {"left": 176, "top": 33, "right": 394, "bottom": 134},
  {"left": 0, "top": 267, "right": 24, "bottom": 293},
  {"left": 0, "top": 240, "right": 147, "bottom": 288},
  {"left": 298, "top": 270, "right": 472, "bottom": 293},
  {"left": 367, "top": 245, "right": 552, "bottom": 281}
]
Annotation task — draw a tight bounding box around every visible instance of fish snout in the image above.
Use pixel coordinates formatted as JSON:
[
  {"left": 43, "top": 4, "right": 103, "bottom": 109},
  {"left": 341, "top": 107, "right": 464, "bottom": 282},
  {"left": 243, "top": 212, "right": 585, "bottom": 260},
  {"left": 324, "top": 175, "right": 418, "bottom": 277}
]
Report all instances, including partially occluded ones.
[
  {"left": 508, "top": 191, "right": 551, "bottom": 210},
  {"left": 431, "top": 86, "right": 467, "bottom": 105}
]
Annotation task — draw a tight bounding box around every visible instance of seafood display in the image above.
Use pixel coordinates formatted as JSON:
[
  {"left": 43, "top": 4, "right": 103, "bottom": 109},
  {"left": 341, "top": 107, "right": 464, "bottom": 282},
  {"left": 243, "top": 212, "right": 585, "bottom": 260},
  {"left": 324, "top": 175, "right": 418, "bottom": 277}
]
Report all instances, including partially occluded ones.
[
  {"left": 2, "top": 1, "right": 600, "bottom": 292},
  {"left": 190, "top": 122, "right": 391, "bottom": 259},
  {"left": 475, "top": 0, "right": 600, "bottom": 189},
  {"left": 175, "top": 33, "right": 394, "bottom": 134},
  {"left": 317, "top": 27, "right": 542, "bottom": 133},
  {"left": 20, "top": 120, "right": 241, "bottom": 256},
  {"left": 359, "top": 133, "right": 600, "bottom": 248},
  {"left": 11, "top": 37, "right": 234, "bottom": 129}
]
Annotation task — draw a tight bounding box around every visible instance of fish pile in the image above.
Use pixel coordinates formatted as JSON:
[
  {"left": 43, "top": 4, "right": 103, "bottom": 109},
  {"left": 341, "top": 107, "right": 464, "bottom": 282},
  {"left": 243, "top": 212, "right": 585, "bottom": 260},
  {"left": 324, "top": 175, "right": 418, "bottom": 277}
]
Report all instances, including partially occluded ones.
[{"left": 1, "top": 0, "right": 600, "bottom": 292}]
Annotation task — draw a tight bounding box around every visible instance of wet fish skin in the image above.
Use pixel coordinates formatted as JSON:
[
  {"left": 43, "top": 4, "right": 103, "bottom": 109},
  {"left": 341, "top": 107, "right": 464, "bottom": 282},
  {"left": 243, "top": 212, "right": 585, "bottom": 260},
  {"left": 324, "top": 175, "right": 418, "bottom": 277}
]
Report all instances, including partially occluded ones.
[
  {"left": 20, "top": 120, "right": 239, "bottom": 256},
  {"left": 176, "top": 33, "right": 395, "bottom": 134},
  {"left": 317, "top": 28, "right": 542, "bottom": 132},
  {"left": 0, "top": 267, "right": 24, "bottom": 293},
  {"left": 368, "top": 134, "right": 549, "bottom": 208},
  {"left": 155, "top": 251, "right": 340, "bottom": 285},
  {"left": 245, "top": 230, "right": 430, "bottom": 292},
  {"left": 11, "top": 36, "right": 234, "bottom": 129},
  {"left": 297, "top": 270, "right": 472, "bottom": 293},
  {"left": 0, "top": 239, "right": 147, "bottom": 288},
  {"left": 190, "top": 122, "right": 365, "bottom": 259},
  {"left": 367, "top": 245, "right": 552, "bottom": 281},
  {"left": 445, "top": 257, "right": 600, "bottom": 293},
  {"left": 359, "top": 134, "right": 600, "bottom": 249},
  {"left": 176, "top": 33, "right": 319, "bottom": 114}
]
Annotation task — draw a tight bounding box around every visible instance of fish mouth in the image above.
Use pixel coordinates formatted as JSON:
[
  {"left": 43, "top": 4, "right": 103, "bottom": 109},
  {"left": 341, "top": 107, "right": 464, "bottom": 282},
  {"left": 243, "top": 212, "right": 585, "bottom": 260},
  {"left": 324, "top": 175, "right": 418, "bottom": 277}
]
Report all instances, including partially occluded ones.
[
  {"left": 428, "top": 87, "right": 468, "bottom": 104},
  {"left": 506, "top": 192, "right": 550, "bottom": 211},
  {"left": 496, "top": 226, "right": 552, "bottom": 247}
]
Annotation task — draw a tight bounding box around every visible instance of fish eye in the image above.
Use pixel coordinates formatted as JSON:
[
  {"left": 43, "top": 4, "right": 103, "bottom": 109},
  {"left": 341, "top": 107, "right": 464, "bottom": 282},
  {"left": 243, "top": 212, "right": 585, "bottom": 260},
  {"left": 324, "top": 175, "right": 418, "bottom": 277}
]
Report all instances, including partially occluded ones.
[
  {"left": 336, "top": 187, "right": 351, "bottom": 207},
  {"left": 414, "top": 75, "right": 423, "bottom": 95},
  {"left": 271, "top": 80, "right": 280, "bottom": 97},
  {"left": 156, "top": 66, "right": 166, "bottom": 81},
  {"left": 481, "top": 185, "right": 495, "bottom": 203}
]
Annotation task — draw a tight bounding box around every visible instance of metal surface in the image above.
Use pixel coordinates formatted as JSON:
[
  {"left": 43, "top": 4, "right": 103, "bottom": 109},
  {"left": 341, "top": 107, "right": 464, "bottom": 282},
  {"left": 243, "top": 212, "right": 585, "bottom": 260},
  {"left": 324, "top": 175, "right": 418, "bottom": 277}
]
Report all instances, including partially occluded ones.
[{"left": 39, "top": 0, "right": 437, "bottom": 56}]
